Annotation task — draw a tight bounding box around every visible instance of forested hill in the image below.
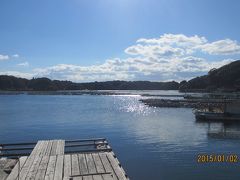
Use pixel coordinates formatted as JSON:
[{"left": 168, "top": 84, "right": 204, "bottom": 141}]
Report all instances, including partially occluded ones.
[
  {"left": 0, "top": 75, "right": 179, "bottom": 90},
  {"left": 179, "top": 60, "right": 240, "bottom": 92}
]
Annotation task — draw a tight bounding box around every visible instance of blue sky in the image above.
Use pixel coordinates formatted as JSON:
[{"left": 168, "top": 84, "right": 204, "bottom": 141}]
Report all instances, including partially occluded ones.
[{"left": 1, "top": 0, "right": 240, "bottom": 82}]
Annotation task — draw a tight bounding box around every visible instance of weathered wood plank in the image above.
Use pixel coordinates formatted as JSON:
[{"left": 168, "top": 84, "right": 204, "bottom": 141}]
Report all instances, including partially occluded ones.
[
  {"left": 85, "top": 154, "right": 97, "bottom": 174},
  {"left": 71, "top": 154, "right": 80, "bottom": 176},
  {"left": 55, "top": 141, "right": 60, "bottom": 155},
  {"left": 106, "top": 153, "right": 126, "bottom": 180},
  {"left": 61, "top": 140, "right": 65, "bottom": 154},
  {"left": 56, "top": 140, "right": 62, "bottom": 155},
  {"left": 25, "top": 140, "right": 50, "bottom": 179},
  {"left": 56, "top": 140, "right": 65, "bottom": 155},
  {"left": 45, "top": 140, "right": 53, "bottom": 156},
  {"left": 19, "top": 141, "right": 44, "bottom": 180},
  {"left": 73, "top": 177, "right": 82, "bottom": 180},
  {"left": 53, "top": 155, "right": 64, "bottom": 180},
  {"left": 30, "top": 141, "right": 42, "bottom": 156},
  {"left": 63, "top": 154, "right": 71, "bottom": 178},
  {"left": 25, "top": 153, "right": 43, "bottom": 180},
  {"left": 51, "top": 140, "right": 65, "bottom": 155},
  {"left": 6, "top": 156, "right": 28, "bottom": 180},
  {"left": 35, "top": 156, "right": 50, "bottom": 180},
  {"left": 50, "top": 140, "right": 58, "bottom": 156},
  {"left": 99, "top": 153, "right": 117, "bottom": 180},
  {"left": 92, "top": 154, "right": 105, "bottom": 173},
  {"left": 83, "top": 175, "right": 93, "bottom": 180},
  {"left": 93, "top": 174, "right": 103, "bottom": 180},
  {"left": 60, "top": 140, "right": 65, "bottom": 155},
  {"left": 34, "top": 141, "right": 45, "bottom": 156},
  {"left": 41, "top": 141, "right": 50, "bottom": 156},
  {"left": 78, "top": 154, "right": 88, "bottom": 175},
  {"left": 44, "top": 155, "right": 57, "bottom": 180},
  {"left": 102, "top": 174, "right": 114, "bottom": 180}
]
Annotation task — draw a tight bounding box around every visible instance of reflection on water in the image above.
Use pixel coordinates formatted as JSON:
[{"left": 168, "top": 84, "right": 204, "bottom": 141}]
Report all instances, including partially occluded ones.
[
  {"left": 0, "top": 93, "right": 240, "bottom": 180},
  {"left": 196, "top": 121, "right": 240, "bottom": 139}
]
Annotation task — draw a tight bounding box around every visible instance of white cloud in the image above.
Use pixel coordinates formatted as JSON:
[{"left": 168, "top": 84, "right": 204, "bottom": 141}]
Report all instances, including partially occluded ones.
[
  {"left": 0, "top": 54, "right": 9, "bottom": 61},
  {"left": 1, "top": 56, "right": 233, "bottom": 82},
  {"left": 1, "top": 34, "right": 239, "bottom": 82},
  {"left": 31, "top": 56, "right": 233, "bottom": 82},
  {"left": 0, "top": 71, "right": 33, "bottom": 79},
  {"left": 33, "top": 61, "right": 135, "bottom": 82},
  {"left": 137, "top": 34, "right": 207, "bottom": 47},
  {"left": 12, "top": 54, "right": 19, "bottom": 58},
  {"left": 197, "top": 39, "right": 240, "bottom": 55},
  {"left": 128, "top": 34, "right": 240, "bottom": 56},
  {"left": 30, "top": 33, "right": 238, "bottom": 82},
  {"left": 125, "top": 44, "right": 185, "bottom": 57},
  {"left": 125, "top": 34, "right": 207, "bottom": 58},
  {"left": 0, "top": 53, "right": 19, "bottom": 61},
  {"left": 17, "top": 61, "right": 29, "bottom": 67}
]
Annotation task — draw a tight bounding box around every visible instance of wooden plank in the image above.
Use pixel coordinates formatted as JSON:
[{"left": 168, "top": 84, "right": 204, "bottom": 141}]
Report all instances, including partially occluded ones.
[
  {"left": 71, "top": 174, "right": 113, "bottom": 180},
  {"left": 45, "top": 140, "right": 53, "bottom": 156},
  {"left": 55, "top": 140, "right": 65, "bottom": 155},
  {"left": 44, "top": 156, "right": 57, "bottom": 180},
  {"left": 85, "top": 154, "right": 97, "bottom": 174},
  {"left": 35, "top": 156, "right": 50, "bottom": 180},
  {"left": 53, "top": 155, "right": 64, "bottom": 180},
  {"left": 29, "top": 141, "right": 41, "bottom": 156},
  {"left": 78, "top": 154, "right": 88, "bottom": 175},
  {"left": 55, "top": 141, "right": 60, "bottom": 155},
  {"left": 50, "top": 140, "right": 65, "bottom": 155},
  {"left": 25, "top": 153, "right": 43, "bottom": 179},
  {"left": 73, "top": 177, "right": 83, "bottom": 180},
  {"left": 25, "top": 141, "right": 50, "bottom": 179},
  {"left": 60, "top": 140, "right": 65, "bottom": 154},
  {"left": 40, "top": 141, "right": 50, "bottom": 156},
  {"left": 63, "top": 154, "right": 71, "bottom": 178},
  {"left": 33, "top": 141, "right": 45, "bottom": 156},
  {"left": 50, "top": 140, "right": 58, "bottom": 156},
  {"left": 106, "top": 153, "right": 126, "bottom": 180},
  {"left": 61, "top": 140, "right": 65, "bottom": 154},
  {"left": 71, "top": 154, "right": 80, "bottom": 176},
  {"left": 99, "top": 153, "right": 117, "bottom": 180},
  {"left": 83, "top": 176, "right": 93, "bottom": 180},
  {"left": 19, "top": 141, "right": 44, "bottom": 180},
  {"left": 93, "top": 175, "right": 103, "bottom": 180},
  {"left": 102, "top": 174, "right": 114, "bottom": 180},
  {"left": 58, "top": 140, "right": 62, "bottom": 155},
  {"left": 6, "top": 156, "right": 28, "bottom": 180},
  {"left": 56, "top": 140, "right": 61, "bottom": 155},
  {"left": 92, "top": 154, "right": 105, "bottom": 173},
  {"left": 41, "top": 141, "right": 49, "bottom": 155}
]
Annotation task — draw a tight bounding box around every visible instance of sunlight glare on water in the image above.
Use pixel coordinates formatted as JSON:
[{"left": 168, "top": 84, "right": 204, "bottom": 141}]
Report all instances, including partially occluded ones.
[{"left": 112, "top": 95, "right": 154, "bottom": 115}]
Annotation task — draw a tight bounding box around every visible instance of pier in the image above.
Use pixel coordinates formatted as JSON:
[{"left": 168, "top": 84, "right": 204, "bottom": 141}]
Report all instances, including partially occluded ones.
[{"left": 0, "top": 138, "right": 129, "bottom": 180}]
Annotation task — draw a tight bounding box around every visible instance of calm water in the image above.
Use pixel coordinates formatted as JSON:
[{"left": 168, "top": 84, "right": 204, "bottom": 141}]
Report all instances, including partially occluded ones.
[{"left": 0, "top": 91, "right": 240, "bottom": 180}]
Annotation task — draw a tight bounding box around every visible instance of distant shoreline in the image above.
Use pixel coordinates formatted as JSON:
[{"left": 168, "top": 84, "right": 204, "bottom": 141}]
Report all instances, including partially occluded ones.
[
  {"left": 1, "top": 60, "right": 240, "bottom": 92},
  {"left": 0, "top": 89, "right": 183, "bottom": 96},
  {"left": 0, "top": 89, "right": 239, "bottom": 95}
]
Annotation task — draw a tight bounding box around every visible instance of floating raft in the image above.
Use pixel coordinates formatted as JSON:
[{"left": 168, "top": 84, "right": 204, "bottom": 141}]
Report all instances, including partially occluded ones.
[{"left": 0, "top": 138, "right": 129, "bottom": 180}]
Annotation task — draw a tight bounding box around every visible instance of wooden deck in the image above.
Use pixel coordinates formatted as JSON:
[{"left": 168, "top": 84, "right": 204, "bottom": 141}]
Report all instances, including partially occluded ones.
[{"left": 4, "top": 139, "right": 128, "bottom": 180}]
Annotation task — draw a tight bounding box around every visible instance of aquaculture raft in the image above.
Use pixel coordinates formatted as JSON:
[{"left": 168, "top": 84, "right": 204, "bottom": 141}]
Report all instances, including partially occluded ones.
[{"left": 0, "top": 138, "right": 129, "bottom": 180}]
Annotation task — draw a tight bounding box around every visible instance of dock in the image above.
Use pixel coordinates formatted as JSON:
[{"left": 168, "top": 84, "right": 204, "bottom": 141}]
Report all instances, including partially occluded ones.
[{"left": 0, "top": 138, "right": 129, "bottom": 180}]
